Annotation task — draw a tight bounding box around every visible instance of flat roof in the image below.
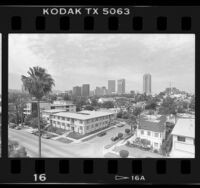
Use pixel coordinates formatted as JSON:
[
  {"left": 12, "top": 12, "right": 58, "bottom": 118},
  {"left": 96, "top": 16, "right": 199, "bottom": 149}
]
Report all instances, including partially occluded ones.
[
  {"left": 42, "top": 109, "right": 66, "bottom": 113},
  {"left": 51, "top": 104, "right": 75, "bottom": 107},
  {"left": 53, "top": 110, "right": 116, "bottom": 120},
  {"left": 171, "top": 118, "right": 195, "bottom": 138}
]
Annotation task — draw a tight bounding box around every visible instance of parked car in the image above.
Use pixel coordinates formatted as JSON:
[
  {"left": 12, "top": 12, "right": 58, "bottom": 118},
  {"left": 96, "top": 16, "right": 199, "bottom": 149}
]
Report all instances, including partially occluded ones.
[
  {"left": 111, "top": 136, "right": 118, "bottom": 142},
  {"left": 9, "top": 123, "right": 17, "bottom": 129},
  {"left": 117, "top": 123, "right": 125, "bottom": 127},
  {"left": 98, "top": 132, "right": 106, "bottom": 137},
  {"left": 42, "top": 134, "right": 53, "bottom": 139},
  {"left": 15, "top": 126, "right": 22, "bottom": 130}
]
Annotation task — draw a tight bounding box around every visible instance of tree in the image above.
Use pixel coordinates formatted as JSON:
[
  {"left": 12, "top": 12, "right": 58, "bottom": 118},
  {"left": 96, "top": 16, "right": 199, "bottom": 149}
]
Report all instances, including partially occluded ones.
[
  {"left": 189, "top": 95, "right": 195, "bottom": 111},
  {"left": 21, "top": 66, "right": 55, "bottom": 158},
  {"left": 101, "top": 101, "right": 114, "bottom": 109},
  {"left": 125, "top": 129, "right": 130, "bottom": 134},
  {"left": 159, "top": 97, "right": 177, "bottom": 115},
  {"left": 119, "top": 150, "right": 129, "bottom": 158},
  {"left": 84, "top": 105, "right": 94, "bottom": 111},
  {"left": 118, "top": 132, "right": 123, "bottom": 139}
]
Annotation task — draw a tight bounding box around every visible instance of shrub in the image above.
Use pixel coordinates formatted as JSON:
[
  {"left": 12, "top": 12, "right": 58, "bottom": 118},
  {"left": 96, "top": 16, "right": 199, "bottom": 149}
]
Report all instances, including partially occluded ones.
[
  {"left": 119, "top": 150, "right": 129, "bottom": 158},
  {"left": 126, "top": 141, "right": 130, "bottom": 146},
  {"left": 154, "top": 149, "right": 158, "bottom": 153},
  {"left": 125, "top": 129, "right": 130, "bottom": 134},
  {"left": 118, "top": 132, "right": 123, "bottom": 139}
]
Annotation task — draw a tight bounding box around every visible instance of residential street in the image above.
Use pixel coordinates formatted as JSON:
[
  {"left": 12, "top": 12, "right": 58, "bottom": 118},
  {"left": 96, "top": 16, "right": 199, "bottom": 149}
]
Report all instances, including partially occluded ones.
[{"left": 8, "top": 124, "right": 131, "bottom": 158}]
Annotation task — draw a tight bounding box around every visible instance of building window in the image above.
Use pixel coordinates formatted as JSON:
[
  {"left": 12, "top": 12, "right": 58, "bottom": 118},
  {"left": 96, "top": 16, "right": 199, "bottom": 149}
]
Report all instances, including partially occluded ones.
[
  {"left": 154, "top": 142, "right": 158, "bottom": 147},
  {"left": 80, "top": 120, "right": 83, "bottom": 124},
  {"left": 141, "top": 130, "right": 144, "bottom": 135},
  {"left": 95, "top": 124, "right": 98, "bottom": 127},
  {"left": 79, "top": 126, "right": 83, "bottom": 130},
  {"left": 147, "top": 131, "right": 151, "bottom": 136},
  {"left": 154, "top": 133, "right": 159, "bottom": 137},
  {"left": 177, "top": 136, "right": 186, "bottom": 142}
]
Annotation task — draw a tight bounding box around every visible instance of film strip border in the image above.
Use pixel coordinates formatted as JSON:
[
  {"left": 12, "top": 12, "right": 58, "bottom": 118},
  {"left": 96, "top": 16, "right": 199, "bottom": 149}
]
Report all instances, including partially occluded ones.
[
  {"left": 0, "top": 159, "right": 198, "bottom": 183},
  {"left": 0, "top": 6, "right": 200, "bottom": 184},
  {"left": 0, "top": 6, "right": 199, "bottom": 32}
]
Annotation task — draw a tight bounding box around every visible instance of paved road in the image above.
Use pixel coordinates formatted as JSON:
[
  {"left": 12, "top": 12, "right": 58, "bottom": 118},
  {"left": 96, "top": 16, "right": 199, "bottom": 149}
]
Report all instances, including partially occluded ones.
[{"left": 8, "top": 124, "right": 130, "bottom": 158}]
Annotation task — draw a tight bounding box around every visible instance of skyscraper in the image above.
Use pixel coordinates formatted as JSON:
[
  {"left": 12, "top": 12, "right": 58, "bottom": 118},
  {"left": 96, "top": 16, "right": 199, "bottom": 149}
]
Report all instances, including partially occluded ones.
[
  {"left": 108, "top": 80, "right": 116, "bottom": 95},
  {"left": 117, "top": 79, "right": 125, "bottom": 95},
  {"left": 143, "top": 73, "right": 151, "bottom": 95},
  {"left": 82, "top": 84, "right": 90, "bottom": 97},
  {"left": 73, "top": 86, "right": 82, "bottom": 97}
]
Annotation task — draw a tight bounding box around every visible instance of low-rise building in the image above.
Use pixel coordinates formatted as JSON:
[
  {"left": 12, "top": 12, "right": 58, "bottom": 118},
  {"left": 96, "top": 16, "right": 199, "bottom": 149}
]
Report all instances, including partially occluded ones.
[
  {"left": 42, "top": 109, "right": 67, "bottom": 123},
  {"left": 136, "top": 115, "right": 167, "bottom": 150},
  {"left": 51, "top": 100, "right": 76, "bottom": 112},
  {"left": 50, "top": 110, "right": 117, "bottom": 135},
  {"left": 170, "top": 117, "right": 195, "bottom": 158},
  {"left": 23, "top": 101, "right": 51, "bottom": 116}
]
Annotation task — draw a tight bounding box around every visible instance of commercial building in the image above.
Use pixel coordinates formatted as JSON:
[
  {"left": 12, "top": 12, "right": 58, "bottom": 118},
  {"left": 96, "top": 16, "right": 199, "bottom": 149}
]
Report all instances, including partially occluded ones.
[
  {"left": 72, "top": 86, "right": 82, "bottom": 97},
  {"left": 82, "top": 84, "right": 90, "bottom": 97},
  {"left": 117, "top": 79, "right": 125, "bottom": 95},
  {"left": 143, "top": 73, "right": 151, "bottom": 95},
  {"left": 108, "top": 80, "right": 116, "bottom": 95},
  {"left": 170, "top": 117, "right": 195, "bottom": 158},
  {"left": 136, "top": 115, "right": 166, "bottom": 150},
  {"left": 51, "top": 110, "right": 117, "bottom": 135}
]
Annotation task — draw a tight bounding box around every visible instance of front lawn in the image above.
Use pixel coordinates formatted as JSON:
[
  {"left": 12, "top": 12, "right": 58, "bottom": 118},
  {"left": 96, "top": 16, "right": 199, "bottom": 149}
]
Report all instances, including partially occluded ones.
[
  {"left": 56, "top": 137, "right": 73, "bottom": 144},
  {"left": 113, "top": 145, "right": 164, "bottom": 158},
  {"left": 67, "top": 126, "right": 114, "bottom": 140}
]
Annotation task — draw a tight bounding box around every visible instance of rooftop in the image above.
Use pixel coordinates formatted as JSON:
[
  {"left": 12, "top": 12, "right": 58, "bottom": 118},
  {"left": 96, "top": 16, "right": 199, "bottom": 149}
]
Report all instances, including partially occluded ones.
[
  {"left": 171, "top": 118, "right": 195, "bottom": 138},
  {"left": 138, "top": 115, "right": 167, "bottom": 132},
  {"left": 53, "top": 110, "right": 116, "bottom": 120},
  {"left": 42, "top": 109, "right": 67, "bottom": 113}
]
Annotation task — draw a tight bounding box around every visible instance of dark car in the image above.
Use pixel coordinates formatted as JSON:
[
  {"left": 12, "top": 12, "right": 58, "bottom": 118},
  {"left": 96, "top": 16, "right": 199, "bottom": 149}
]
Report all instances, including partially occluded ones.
[
  {"left": 98, "top": 132, "right": 106, "bottom": 137},
  {"left": 111, "top": 136, "right": 118, "bottom": 142}
]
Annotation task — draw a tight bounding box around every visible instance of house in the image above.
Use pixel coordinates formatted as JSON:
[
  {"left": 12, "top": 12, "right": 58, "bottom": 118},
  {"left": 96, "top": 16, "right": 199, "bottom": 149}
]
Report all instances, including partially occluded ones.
[
  {"left": 50, "top": 110, "right": 116, "bottom": 135},
  {"left": 136, "top": 115, "right": 167, "bottom": 150},
  {"left": 170, "top": 117, "right": 195, "bottom": 158}
]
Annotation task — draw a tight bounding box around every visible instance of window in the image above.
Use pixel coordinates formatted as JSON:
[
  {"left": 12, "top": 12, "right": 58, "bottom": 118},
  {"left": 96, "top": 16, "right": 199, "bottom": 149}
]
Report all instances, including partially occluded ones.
[
  {"left": 141, "top": 130, "right": 144, "bottom": 135},
  {"left": 62, "top": 123, "right": 65, "bottom": 126},
  {"left": 147, "top": 131, "right": 151, "bottom": 136},
  {"left": 62, "top": 117, "right": 65, "bottom": 120},
  {"left": 154, "top": 142, "right": 158, "bottom": 147},
  {"left": 154, "top": 133, "right": 159, "bottom": 137},
  {"left": 79, "top": 126, "right": 83, "bottom": 130},
  {"left": 177, "top": 136, "right": 186, "bottom": 142},
  {"left": 96, "top": 124, "right": 98, "bottom": 127}
]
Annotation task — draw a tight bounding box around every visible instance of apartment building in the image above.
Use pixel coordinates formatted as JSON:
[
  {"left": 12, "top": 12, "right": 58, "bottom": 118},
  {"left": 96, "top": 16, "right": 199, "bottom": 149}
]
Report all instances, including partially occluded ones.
[{"left": 50, "top": 110, "right": 117, "bottom": 135}]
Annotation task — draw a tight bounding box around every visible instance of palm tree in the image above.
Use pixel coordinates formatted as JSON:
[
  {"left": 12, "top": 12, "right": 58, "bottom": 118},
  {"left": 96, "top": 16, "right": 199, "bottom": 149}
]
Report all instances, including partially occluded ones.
[{"left": 21, "top": 66, "right": 55, "bottom": 157}]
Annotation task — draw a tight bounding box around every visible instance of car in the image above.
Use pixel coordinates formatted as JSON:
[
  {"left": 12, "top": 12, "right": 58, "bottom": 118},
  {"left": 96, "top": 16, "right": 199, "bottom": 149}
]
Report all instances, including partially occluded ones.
[
  {"left": 97, "top": 132, "right": 106, "bottom": 137},
  {"left": 15, "top": 126, "right": 22, "bottom": 130},
  {"left": 111, "top": 136, "right": 118, "bottom": 142},
  {"left": 117, "top": 123, "right": 125, "bottom": 127},
  {"left": 42, "top": 134, "right": 53, "bottom": 139}
]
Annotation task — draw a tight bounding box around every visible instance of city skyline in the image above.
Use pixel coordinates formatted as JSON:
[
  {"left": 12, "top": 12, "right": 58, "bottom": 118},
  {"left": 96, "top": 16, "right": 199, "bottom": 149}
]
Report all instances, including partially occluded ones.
[{"left": 9, "top": 34, "right": 195, "bottom": 94}]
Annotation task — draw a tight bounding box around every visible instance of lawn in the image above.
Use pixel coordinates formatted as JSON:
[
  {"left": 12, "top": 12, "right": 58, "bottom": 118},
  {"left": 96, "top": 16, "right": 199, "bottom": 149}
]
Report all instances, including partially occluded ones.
[
  {"left": 56, "top": 137, "right": 73, "bottom": 144},
  {"left": 67, "top": 126, "right": 114, "bottom": 140},
  {"left": 113, "top": 145, "right": 164, "bottom": 158}
]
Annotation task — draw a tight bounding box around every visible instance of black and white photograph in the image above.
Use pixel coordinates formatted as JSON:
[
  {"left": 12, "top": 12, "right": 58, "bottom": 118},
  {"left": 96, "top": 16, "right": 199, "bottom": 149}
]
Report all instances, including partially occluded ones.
[
  {"left": 0, "top": 34, "right": 1, "bottom": 157},
  {"left": 8, "top": 34, "right": 195, "bottom": 158}
]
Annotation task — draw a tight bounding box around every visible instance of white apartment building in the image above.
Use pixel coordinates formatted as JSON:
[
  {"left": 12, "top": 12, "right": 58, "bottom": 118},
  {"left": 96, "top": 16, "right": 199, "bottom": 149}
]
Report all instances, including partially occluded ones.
[
  {"left": 42, "top": 109, "right": 67, "bottom": 123},
  {"left": 170, "top": 117, "right": 195, "bottom": 158},
  {"left": 50, "top": 110, "right": 117, "bottom": 135},
  {"left": 51, "top": 100, "right": 76, "bottom": 112},
  {"left": 136, "top": 115, "right": 166, "bottom": 150},
  {"left": 23, "top": 101, "right": 51, "bottom": 116}
]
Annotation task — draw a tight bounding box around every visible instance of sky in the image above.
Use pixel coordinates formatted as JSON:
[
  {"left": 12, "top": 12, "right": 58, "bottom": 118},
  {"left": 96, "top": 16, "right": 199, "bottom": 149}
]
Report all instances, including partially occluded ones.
[{"left": 8, "top": 34, "right": 195, "bottom": 94}]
